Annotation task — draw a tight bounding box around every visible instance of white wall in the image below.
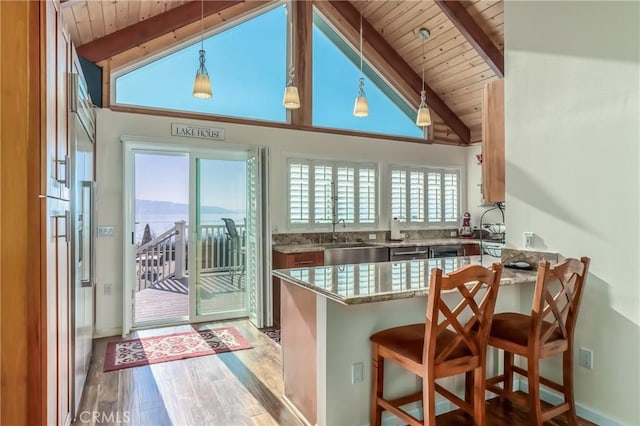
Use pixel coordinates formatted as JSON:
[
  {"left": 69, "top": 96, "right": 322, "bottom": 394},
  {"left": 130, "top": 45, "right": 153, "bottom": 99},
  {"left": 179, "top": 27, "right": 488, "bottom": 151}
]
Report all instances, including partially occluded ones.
[
  {"left": 504, "top": 1, "right": 639, "bottom": 424},
  {"left": 94, "top": 109, "right": 470, "bottom": 335}
]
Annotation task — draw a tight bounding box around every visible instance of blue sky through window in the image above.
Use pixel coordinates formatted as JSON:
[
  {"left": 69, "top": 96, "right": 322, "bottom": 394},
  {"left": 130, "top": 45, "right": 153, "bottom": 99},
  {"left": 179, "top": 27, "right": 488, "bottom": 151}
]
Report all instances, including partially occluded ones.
[
  {"left": 115, "top": 4, "right": 423, "bottom": 139},
  {"left": 312, "top": 13, "right": 424, "bottom": 138},
  {"left": 116, "top": 6, "right": 287, "bottom": 122}
]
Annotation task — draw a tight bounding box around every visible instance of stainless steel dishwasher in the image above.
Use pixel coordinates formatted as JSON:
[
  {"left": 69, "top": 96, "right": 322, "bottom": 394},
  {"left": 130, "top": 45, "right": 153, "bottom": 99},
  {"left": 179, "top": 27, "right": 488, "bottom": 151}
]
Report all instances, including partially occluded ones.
[{"left": 389, "top": 246, "right": 430, "bottom": 261}]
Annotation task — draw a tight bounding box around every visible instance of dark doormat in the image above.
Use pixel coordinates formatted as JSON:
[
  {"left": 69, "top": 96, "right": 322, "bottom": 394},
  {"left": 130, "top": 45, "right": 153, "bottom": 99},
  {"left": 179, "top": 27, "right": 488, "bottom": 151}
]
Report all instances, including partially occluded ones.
[{"left": 259, "top": 327, "right": 280, "bottom": 345}]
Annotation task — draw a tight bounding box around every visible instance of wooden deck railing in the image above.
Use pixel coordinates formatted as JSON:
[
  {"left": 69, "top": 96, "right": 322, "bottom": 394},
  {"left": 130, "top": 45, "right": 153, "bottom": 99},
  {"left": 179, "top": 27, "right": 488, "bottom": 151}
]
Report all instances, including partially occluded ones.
[{"left": 135, "top": 221, "right": 246, "bottom": 291}]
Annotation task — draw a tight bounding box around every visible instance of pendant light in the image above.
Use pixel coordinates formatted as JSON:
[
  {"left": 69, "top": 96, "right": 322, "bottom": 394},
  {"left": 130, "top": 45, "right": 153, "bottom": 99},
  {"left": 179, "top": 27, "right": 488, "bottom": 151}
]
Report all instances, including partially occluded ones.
[
  {"left": 192, "top": 0, "right": 212, "bottom": 99},
  {"left": 353, "top": 13, "right": 369, "bottom": 117},
  {"left": 283, "top": 20, "right": 300, "bottom": 109},
  {"left": 416, "top": 28, "right": 431, "bottom": 127}
]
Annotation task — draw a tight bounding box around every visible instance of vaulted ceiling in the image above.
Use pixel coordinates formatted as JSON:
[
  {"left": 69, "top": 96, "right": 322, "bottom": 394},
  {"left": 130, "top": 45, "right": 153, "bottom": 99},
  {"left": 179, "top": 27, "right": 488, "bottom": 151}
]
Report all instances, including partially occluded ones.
[{"left": 60, "top": 0, "right": 504, "bottom": 145}]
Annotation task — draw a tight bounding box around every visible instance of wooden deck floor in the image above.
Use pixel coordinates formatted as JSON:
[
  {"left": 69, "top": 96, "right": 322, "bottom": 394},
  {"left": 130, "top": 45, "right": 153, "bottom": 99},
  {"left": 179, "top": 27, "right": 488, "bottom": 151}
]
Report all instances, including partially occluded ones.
[{"left": 134, "top": 273, "right": 246, "bottom": 324}]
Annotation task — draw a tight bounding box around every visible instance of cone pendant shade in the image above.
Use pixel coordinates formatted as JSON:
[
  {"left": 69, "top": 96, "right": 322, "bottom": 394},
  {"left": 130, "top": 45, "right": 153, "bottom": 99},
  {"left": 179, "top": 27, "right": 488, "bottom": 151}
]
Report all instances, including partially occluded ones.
[
  {"left": 416, "top": 90, "right": 431, "bottom": 127},
  {"left": 283, "top": 85, "right": 300, "bottom": 109},
  {"left": 193, "top": 49, "right": 212, "bottom": 99},
  {"left": 353, "top": 77, "right": 369, "bottom": 117}
]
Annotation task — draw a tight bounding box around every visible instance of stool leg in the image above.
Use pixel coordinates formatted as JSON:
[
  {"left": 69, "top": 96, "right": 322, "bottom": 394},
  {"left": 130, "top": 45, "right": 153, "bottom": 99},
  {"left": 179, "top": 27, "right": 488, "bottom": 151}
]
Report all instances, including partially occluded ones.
[
  {"left": 527, "top": 356, "right": 543, "bottom": 425},
  {"left": 563, "top": 348, "right": 578, "bottom": 426},
  {"left": 370, "top": 345, "right": 384, "bottom": 426},
  {"left": 472, "top": 365, "right": 486, "bottom": 425},
  {"left": 503, "top": 350, "right": 514, "bottom": 395}
]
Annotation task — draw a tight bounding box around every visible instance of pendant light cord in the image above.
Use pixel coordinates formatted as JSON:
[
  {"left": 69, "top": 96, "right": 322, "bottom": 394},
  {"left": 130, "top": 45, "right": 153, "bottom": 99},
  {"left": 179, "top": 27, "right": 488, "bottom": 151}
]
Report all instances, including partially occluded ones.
[
  {"left": 359, "top": 13, "right": 363, "bottom": 76},
  {"left": 200, "top": 0, "right": 204, "bottom": 50},
  {"left": 421, "top": 34, "right": 425, "bottom": 91}
]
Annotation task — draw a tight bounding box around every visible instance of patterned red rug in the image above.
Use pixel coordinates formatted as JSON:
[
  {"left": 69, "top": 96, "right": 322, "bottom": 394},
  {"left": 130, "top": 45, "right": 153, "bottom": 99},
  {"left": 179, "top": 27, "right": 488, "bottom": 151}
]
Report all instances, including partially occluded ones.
[{"left": 104, "top": 326, "right": 252, "bottom": 372}]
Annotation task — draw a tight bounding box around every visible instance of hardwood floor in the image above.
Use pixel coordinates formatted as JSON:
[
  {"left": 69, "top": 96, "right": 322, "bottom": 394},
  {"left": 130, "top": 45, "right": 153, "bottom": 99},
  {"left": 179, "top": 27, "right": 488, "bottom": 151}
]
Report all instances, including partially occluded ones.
[
  {"left": 438, "top": 396, "right": 597, "bottom": 425},
  {"left": 76, "top": 319, "right": 595, "bottom": 425},
  {"left": 75, "top": 320, "right": 303, "bottom": 426}
]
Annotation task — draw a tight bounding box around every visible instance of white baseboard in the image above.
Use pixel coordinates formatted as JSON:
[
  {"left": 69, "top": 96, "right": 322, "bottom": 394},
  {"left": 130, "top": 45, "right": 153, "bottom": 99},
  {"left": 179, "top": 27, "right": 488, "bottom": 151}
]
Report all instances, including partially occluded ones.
[
  {"left": 517, "top": 379, "right": 622, "bottom": 426},
  {"left": 93, "top": 327, "right": 122, "bottom": 338}
]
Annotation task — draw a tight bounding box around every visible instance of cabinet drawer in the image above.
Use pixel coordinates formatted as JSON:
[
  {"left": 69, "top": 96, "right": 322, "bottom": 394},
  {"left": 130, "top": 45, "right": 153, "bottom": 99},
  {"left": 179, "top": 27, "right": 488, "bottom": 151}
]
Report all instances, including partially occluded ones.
[
  {"left": 273, "top": 250, "right": 324, "bottom": 269},
  {"left": 286, "top": 251, "right": 323, "bottom": 268}
]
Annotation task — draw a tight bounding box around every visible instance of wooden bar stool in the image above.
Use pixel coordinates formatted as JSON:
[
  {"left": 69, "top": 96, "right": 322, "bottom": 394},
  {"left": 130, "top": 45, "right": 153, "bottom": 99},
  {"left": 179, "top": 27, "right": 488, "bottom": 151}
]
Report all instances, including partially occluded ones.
[
  {"left": 369, "top": 263, "right": 503, "bottom": 426},
  {"left": 485, "top": 257, "right": 590, "bottom": 425}
]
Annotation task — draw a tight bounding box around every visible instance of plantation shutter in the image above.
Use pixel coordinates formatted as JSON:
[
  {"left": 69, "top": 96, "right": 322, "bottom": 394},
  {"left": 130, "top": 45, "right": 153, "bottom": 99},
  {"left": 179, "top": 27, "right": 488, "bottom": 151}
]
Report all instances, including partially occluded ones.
[
  {"left": 391, "top": 169, "right": 407, "bottom": 222},
  {"left": 336, "top": 166, "right": 356, "bottom": 223},
  {"left": 427, "top": 171, "right": 442, "bottom": 223},
  {"left": 358, "top": 167, "right": 376, "bottom": 224},
  {"left": 314, "top": 165, "right": 333, "bottom": 224},
  {"left": 443, "top": 171, "right": 459, "bottom": 222},
  {"left": 288, "top": 162, "right": 310, "bottom": 224},
  {"left": 409, "top": 171, "right": 425, "bottom": 222}
]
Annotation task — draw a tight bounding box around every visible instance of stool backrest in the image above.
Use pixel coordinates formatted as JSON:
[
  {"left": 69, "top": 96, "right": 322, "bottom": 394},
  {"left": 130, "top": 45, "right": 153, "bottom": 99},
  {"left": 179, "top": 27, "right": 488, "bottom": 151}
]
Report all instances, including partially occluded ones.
[
  {"left": 530, "top": 257, "right": 590, "bottom": 347},
  {"left": 425, "top": 263, "right": 502, "bottom": 368}
]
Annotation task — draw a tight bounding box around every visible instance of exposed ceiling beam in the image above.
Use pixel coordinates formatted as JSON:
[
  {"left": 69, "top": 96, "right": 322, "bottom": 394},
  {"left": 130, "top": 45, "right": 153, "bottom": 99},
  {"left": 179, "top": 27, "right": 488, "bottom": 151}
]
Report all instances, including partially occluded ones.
[
  {"left": 325, "top": 0, "right": 471, "bottom": 144},
  {"left": 77, "top": 0, "right": 242, "bottom": 63},
  {"left": 434, "top": 0, "right": 504, "bottom": 78}
]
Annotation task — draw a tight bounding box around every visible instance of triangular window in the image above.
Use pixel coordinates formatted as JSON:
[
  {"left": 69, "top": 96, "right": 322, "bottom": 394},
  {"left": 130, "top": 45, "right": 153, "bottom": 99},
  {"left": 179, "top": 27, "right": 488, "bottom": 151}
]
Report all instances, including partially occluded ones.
[
  {"left": 114, "top": 5, "right": 287, "bottom": 123},
  {"left": 312, "top": 11, "right": 424, "bottom": 139}
]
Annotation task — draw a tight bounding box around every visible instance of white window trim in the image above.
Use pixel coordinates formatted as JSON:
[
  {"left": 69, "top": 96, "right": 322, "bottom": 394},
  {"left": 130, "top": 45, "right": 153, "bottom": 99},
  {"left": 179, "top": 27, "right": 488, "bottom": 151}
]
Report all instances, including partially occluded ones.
[
  {"left": 286, "top": 157, "right": 379, "bottom": 231},
  {"left": 388, "top": 164, "right": 463, "bottom": 229}
]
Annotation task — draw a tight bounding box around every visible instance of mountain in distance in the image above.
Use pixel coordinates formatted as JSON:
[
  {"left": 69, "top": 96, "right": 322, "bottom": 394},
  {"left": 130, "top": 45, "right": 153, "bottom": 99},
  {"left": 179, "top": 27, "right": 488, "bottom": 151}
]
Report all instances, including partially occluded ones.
[{"left": 135, "top": 199, "right": 239, "bottom": 215}]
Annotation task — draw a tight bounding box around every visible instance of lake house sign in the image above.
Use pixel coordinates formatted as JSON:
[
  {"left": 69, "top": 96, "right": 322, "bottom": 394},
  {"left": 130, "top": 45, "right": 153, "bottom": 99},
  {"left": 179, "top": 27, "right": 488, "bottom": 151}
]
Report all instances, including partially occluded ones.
[{"left": 171, "top": 123, "right": 225, "bottom": 141}]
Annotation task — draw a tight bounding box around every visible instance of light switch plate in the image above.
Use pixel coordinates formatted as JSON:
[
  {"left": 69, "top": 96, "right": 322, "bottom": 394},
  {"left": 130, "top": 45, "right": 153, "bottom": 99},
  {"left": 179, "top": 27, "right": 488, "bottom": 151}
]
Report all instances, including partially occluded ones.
[
  {"left": 98, "top": 226, "right": 115, "bottom": 237},
  {"left": 523, "top": 232, "right": 534, "bottom": 248}
]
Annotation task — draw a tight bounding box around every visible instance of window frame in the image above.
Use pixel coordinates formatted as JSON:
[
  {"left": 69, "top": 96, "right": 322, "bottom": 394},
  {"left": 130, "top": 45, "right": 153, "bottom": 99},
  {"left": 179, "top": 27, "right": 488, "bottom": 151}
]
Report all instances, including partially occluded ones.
[
  {"left": 388, "top": 164, "right": 463, "bottom": 228},
  {"left": 286, "top": 157, "right": 379, "bottom": 230}
]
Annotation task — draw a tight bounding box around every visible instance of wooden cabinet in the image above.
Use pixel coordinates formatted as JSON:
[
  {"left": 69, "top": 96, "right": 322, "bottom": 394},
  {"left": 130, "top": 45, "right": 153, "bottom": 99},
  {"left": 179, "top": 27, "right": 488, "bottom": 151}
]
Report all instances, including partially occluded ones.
[
  {"left": 42, "top": 1, "right": 74, "bottom": 424},
  {"left": 462, "top": 243, "right": 481, "bottom": 256},
  {"left": 272, "top": 250, "right": 324, "bottom": 326},
  {"left": 482, "top": 78, "right": 505, "bottom": 202}
]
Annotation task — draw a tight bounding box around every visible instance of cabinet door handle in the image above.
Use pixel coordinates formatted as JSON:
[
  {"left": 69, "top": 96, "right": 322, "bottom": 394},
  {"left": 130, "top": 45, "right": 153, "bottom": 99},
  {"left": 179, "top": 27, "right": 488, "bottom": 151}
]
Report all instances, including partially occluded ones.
[
  {"left": 295, "top": 260, "right": 314, "bottom": 265},
  {"left": 394, "top": 250, "right": 428, "bottom": 256},
  {"left": 57, "top": 155, "right": 70, "bottom": 189},
  {"left": 54, "top": 210, "right": 71, "bottom": 242}
]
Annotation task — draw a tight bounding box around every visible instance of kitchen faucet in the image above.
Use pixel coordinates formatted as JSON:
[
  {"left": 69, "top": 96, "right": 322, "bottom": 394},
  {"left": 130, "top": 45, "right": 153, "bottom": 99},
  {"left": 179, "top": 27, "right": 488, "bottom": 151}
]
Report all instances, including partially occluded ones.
[
  {"left": 331, "top": 218, "right": 345, "bottom": 241},
  {"left": 329, "top": 181, "right": 345, "bottom": 242}
]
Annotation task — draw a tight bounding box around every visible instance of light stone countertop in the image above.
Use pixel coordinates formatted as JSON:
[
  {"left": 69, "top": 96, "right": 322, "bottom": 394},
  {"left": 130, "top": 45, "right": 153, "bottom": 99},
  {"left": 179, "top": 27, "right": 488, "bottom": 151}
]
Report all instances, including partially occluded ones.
[
  {"left": 272, "top": 238, "right": 484, "bottom": 254},
  {"left": 272, "top": 255, "right": 536, "bottom": 305}
]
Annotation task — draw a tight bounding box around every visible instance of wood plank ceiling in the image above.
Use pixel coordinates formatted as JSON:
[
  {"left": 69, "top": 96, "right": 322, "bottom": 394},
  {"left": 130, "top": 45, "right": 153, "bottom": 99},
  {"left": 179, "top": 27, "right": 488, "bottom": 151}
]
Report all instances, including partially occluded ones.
[{"left": 61, "top": 0, "right": 504, "bottom": 145}]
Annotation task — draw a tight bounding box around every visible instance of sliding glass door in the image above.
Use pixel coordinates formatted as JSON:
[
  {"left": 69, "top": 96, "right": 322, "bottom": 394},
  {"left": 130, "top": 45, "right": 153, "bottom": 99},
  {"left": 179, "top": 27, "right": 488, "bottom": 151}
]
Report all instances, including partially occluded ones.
[
  {"left": 123, "top": 141, "right": 266, "bottom": 333},
  {"left": 191, "top": 154, "right": 249, "bottom": 321}
]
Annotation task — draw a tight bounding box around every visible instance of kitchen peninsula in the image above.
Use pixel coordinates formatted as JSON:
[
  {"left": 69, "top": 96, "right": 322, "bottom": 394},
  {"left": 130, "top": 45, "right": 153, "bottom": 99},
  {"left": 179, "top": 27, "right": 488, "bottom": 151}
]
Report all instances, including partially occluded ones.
[{"left": 272, "top": 256, "right": 536, "bottom": 426}]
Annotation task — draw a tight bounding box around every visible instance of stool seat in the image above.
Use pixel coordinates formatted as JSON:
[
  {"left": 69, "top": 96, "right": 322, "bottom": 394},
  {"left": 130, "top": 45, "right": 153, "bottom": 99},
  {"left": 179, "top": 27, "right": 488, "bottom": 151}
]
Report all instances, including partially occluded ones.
[
  {"left": 371, "top": 324, "right": 472, "bottom": 367},
  {"left": 490, "top": 312, "right": 563, "bottom": 348}
]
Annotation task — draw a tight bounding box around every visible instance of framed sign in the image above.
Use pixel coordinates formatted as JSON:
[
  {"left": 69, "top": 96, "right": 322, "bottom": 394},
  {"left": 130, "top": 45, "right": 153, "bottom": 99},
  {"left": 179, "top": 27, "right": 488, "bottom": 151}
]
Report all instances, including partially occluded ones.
[{"left": 171, "top": 123, "right": 225, "bottom": 141}]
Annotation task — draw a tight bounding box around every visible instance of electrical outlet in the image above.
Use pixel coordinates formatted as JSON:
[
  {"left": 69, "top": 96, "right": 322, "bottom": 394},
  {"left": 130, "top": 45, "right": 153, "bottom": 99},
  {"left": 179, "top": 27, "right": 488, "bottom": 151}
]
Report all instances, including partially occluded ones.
[
  {"left": 351, "top": 362, "right": 364, "bottom": 384},
  {"left": 368, "top": 234, "right": 377, "bottom": 240},
  {"left": 104, "top": 283, "right": 113, "bottom": 296},
  {"left": 579, "top": 347, "right": 593, "bottom": 369},
  {"left": 523, "top": 232, "right": 534, "bottom": 248},
  {"left": 450, "top": 231, "right": 457, "bottom": 237}
]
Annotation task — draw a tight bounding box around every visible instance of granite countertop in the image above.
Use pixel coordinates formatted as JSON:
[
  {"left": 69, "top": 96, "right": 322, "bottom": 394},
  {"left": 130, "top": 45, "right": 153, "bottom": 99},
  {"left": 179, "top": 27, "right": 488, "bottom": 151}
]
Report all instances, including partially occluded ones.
[
  {"left": 272, "top": 256, "right": 536, "bottom": 305},
  {"left": 273, "top": 238, "right": 483, "bottom": 254}
]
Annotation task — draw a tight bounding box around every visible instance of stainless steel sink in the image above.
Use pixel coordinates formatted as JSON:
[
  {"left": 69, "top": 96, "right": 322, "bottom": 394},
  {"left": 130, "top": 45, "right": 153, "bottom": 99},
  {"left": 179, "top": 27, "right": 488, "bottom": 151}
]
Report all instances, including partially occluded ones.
[{"left": 323, "top": 243, "right": 389, "bottom": 265}]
